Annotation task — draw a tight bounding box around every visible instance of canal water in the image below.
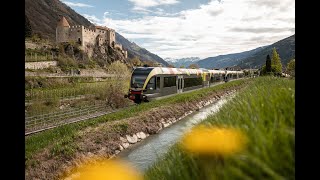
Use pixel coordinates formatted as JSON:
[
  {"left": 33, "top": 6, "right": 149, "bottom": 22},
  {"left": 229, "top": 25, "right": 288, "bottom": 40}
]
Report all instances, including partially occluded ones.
[{"left": 117, "top": 94, "right": 234, "bottom": 172}]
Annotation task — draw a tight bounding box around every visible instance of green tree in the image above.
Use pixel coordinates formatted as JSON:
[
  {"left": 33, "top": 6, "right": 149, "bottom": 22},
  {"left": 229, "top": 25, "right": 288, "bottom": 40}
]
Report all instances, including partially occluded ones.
[
  {"left": 188, "top": 64, "right": 199, "bottom": 69},
  {"left": 25, "top": 16, "right": 32, "bottom": 38},
  {"left": 286, "top": 59, "right": 295, "bottom": 77},
  {"left": 271, "top": 47, "right": 282, "bottom": 75},
  {"left": 260, "top": 65, "right": 267, "bottom": 75},
  {"left": 180, "top": 65, "right": 185, "bottom": 68},
  {"left": 167, "top": 64, "right": 175, "bottom": 68},
  {"left": 266, "top": 54, "right": 271, "bottom": 73}
]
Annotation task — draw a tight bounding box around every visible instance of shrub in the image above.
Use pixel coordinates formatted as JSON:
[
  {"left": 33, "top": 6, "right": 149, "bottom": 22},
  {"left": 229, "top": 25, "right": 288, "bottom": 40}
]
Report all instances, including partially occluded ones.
[
  {"left": 286, "top": 59, "right": 295, "bottom": 77},
  {"left": 57, "top": 57, "right": 78, "bottom": 72}
]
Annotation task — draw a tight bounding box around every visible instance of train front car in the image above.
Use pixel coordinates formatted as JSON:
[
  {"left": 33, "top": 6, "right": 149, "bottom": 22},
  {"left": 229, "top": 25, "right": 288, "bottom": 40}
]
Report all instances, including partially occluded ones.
[{"left": 124, "top": 67, "right": 155, "bottom": 104}]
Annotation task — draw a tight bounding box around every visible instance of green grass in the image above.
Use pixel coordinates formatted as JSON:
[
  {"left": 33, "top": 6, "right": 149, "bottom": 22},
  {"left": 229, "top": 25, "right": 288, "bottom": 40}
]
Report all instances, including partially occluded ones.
[
  {"left": 25, "top": 80, "right": 122, "bottom": 101},
  {"left": 144, "top": 76, "right": 295, "bottom": 180},
  {"left": 25, "top": 78, "right": 131, "bottom": 116},
  {"left": 25, "top": 79, "right": 247, "bottom": 166}
]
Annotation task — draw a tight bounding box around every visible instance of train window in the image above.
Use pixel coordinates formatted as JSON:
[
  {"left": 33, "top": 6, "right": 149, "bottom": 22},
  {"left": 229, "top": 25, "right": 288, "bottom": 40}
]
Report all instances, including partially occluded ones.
[
  {"left": 131, "top": 68, "right": 153, "bottom": 88},
  {"left": 210, "top": 74, "right": 220, "bottom": 83},
  {"left": 147, "top": 77, "right": 155, "bottom": 90},
  {"left": 156, "top": 77, "right": 160, "bottom": 89},
  {"left": 184, "top": 77, "right": 202, "bottom": 88},
  {"left": 164, "top": 76, "right": 176, "bottom": 87},
  {"left": 131, "top": 75, "right": 147, "bottom": 88}
]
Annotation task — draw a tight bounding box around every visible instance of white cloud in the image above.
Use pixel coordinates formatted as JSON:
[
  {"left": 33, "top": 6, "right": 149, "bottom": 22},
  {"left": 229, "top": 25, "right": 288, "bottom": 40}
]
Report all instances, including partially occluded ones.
[
  {"left": 62, "top": 1, "right": 94, "bottom": 8},
  {"left": 129, "top": 0, "right": 179, "bottom": 11},
  {"left": 103, "top": 12, "right": 110, "bottom": 19},
  {"left": 99, "top": 0, "right": 294, "bottom": 58},
  {"left": 83, "top": 14, "right": 101, "bottom": 25}
]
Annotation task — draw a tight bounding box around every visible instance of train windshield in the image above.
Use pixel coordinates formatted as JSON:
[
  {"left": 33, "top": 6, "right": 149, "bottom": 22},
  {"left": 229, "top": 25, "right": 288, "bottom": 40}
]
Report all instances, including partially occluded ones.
[
  {"left": 131, "top": 67, "right": 154, "bottom": 88},
  {"left": 132, "top": 75, "right": 147, "bottom": 88}
]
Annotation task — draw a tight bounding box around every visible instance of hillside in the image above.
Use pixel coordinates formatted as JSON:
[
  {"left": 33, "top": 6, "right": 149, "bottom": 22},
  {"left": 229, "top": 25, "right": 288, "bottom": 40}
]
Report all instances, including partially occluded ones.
[
  {"left": 196, "top": 34, "right": 295, "bottom": 69},
  {"left": 116, "top": 33, "right": 169, "bottom": 66},
  {"left": 197, "top": 46, "right": 268, "bottom": 69},
  {"left": 25, "top": 0, "right": 168, "bottom": 66},
  {"left": 165, "top": 57, "right": 201, "bottom": 67},
  {"left": 238, "top": 34, "right": 295, "bottom": 68}
]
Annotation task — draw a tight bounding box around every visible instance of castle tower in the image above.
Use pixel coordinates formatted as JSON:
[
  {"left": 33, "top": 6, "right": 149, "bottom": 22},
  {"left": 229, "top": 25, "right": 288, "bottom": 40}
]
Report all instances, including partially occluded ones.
[
  {"left": 107, "top": 29, "right": 116, "bottom": 47},
  {"left": 56, "top": 16, "right": 70, "bottom": 43}
]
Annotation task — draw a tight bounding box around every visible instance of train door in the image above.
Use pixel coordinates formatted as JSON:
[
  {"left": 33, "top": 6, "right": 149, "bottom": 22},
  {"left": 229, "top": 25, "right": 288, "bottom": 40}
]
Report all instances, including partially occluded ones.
[
  {"left": 177, "top": 75, "right": 183, "bottom": 93},
  {"left": 224, "top": 74, "right": 229, "bottom": 82}
]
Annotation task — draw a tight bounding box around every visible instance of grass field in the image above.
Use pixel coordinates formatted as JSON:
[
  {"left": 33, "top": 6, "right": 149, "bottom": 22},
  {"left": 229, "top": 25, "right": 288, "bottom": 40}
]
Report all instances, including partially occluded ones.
[
  {"left": 25, "top": 79, "right": 247, "bottom": 166},
  {"left": 25, "top": 79, "right": 130, "bottom": 116},
  {"left": 25, "top": 80, "right": 124, "bottom": 101},
  {"left": 144, "top": 76, "right": 295, "bottom": 180}
]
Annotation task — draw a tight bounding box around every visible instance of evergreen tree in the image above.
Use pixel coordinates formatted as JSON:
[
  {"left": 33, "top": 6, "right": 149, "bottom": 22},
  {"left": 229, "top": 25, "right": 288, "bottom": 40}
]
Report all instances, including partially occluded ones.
[
  {"left": 271, "top": 47, "right": 282, "bottom": 75},
  {"left": 260, "top": 65, "right": 267, "bottom": 75},
  {"left": 286, "top": 59, "right": 295, "bottom": 77},
  {"left": 25, "top": 16, "right": 32, "bottom": 38},
  {"left": 266, "top": 54, "right": 271, "bottom": 73}
]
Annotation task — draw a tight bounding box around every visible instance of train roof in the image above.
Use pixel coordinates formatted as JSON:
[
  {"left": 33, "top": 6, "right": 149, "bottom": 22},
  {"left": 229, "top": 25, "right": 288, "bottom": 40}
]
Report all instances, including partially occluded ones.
[
  {"left": 135, "top": 67, "right": 243, "bottom": 89},
  {"left": 133, "top": 67, "right": 243, "bottom": 76}
]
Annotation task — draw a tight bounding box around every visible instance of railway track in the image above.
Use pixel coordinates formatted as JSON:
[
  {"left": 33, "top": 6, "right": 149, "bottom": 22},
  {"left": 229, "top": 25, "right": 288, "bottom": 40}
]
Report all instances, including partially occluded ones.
[{"left": 25, "top": 105, "right": 133, "bottom": 136}]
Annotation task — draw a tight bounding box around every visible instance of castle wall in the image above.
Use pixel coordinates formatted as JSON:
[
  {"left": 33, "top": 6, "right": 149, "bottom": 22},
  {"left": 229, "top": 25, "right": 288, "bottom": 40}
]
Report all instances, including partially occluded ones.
[
  {"left": 68, "top": 26, "right": 83, "bottom": 45},
  {"left": 81, "top": 27, "right": 98, "bottom": 57},
  {"left": 56, "top": 26, "right": 69, "bottom": 43},
  {"left": 82, "top": 27, "right": 97, "bottom": 48}
]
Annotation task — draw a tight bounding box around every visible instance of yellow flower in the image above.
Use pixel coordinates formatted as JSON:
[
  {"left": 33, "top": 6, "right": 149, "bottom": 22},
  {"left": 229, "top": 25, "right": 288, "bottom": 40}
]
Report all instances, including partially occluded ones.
[
  {"left": 64, "top": 159, "right": 143, "bottom": 180},
  {"left": 180, "top": 126, "right": 247, "bottom": 156}
]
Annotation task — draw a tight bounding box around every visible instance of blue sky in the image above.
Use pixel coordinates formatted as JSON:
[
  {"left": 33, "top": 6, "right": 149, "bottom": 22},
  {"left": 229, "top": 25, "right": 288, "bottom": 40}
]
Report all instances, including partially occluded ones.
[
  {"left": 61, "top": 0, "right": 295, "bottom": 59},
  {"left": 62, "top": 0, "right": 210, "bottom": 20}
]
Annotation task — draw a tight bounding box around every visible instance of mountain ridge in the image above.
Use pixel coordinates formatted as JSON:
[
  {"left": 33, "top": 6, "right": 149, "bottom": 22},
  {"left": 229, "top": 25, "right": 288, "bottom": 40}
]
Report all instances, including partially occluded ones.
[
  {"left": 165, "top": 57, "right": 201, "bottom": 67},
  {"left": 197, "top": 46, "right": 268, "bottom": 69},
  {"left": 238, "top": 34, "right": 295, "bottom": 68},
  {"left": 197, "top": 34, "right": 295, "bottom": 69}
]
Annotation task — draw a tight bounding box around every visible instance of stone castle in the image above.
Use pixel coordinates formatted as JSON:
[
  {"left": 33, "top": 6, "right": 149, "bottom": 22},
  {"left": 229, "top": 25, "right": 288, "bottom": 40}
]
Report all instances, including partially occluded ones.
[{"left": 56, "top": 16, "right": 127, "bottom": 58}]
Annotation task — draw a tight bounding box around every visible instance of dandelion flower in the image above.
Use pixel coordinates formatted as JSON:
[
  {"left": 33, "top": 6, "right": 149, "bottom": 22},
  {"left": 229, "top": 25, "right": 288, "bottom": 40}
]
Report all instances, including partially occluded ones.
[
  {"left": 64, "top": 159, "right": 143, "bottom": 180},
  {"left": 180, "top": 126, "right": 247, "bottom": 156}
]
